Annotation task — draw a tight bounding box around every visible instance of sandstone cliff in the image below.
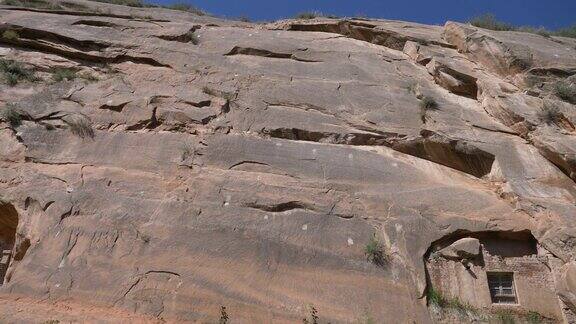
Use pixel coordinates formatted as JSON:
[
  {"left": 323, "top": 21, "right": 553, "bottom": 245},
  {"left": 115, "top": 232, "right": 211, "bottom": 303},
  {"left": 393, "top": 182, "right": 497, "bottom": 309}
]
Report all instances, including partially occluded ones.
[{"left": 0, "top": 1, "right": 576, "bottom": 322}]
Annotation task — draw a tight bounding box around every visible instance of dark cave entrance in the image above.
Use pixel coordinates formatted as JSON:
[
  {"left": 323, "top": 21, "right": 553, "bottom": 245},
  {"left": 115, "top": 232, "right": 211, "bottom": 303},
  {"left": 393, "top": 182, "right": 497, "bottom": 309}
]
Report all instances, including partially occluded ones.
[{"left": 0, "top": 200, "right": 18, "bottom": 285}]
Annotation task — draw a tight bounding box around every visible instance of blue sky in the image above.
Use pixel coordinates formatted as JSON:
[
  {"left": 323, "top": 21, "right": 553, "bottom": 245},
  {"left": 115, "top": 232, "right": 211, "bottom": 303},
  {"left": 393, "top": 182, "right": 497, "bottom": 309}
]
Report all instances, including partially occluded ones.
[{"left": 153, "top": 0, "right": 576, "bottom": 29}]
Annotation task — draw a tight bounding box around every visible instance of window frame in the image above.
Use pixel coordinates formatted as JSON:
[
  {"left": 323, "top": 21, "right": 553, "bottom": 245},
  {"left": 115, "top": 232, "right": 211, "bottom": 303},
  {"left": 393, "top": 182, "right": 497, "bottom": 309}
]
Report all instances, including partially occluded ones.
[{"left": 487, "top": 272, "right": 518, "bottom": 305}]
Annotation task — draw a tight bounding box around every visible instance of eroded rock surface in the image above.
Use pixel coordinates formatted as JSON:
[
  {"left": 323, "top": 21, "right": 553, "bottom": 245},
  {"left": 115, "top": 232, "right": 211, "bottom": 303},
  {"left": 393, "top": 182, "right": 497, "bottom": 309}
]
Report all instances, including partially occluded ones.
[{"left": 0, "top": 1, "right": 576, "bottom": 323}]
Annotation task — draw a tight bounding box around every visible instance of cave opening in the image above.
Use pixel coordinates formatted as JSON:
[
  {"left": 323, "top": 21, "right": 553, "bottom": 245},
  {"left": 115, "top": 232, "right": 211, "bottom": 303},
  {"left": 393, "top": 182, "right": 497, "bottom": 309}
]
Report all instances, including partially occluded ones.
[{"left": 0, "top": 200, "right": 18, "bottom": 285}]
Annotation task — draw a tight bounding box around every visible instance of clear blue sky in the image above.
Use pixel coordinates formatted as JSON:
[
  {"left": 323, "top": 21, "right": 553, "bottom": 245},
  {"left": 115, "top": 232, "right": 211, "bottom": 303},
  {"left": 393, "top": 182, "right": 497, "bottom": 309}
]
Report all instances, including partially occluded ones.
[{"left": 153, "top": 0, "right": 576, "bottom": 29}]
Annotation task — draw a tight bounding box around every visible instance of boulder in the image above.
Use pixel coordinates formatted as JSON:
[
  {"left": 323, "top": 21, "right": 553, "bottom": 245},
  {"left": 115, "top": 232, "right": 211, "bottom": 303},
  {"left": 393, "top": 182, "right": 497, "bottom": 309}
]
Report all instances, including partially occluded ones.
[{"left": 438, "top": 238, "right": 481, "bottom": 259}]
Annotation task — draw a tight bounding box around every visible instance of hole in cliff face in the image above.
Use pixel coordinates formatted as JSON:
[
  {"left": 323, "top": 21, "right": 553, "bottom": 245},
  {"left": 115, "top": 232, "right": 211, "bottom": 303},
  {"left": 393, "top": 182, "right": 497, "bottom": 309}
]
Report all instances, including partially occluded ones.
[
  {"left": 392, "top": 130, "right": 495, "bottom": 178},
  {"left": 0, "top": 200, "right": 18, "bottom": 285},
  {"left": 424, "top": 231, "right": 565, "bottom": 322}
]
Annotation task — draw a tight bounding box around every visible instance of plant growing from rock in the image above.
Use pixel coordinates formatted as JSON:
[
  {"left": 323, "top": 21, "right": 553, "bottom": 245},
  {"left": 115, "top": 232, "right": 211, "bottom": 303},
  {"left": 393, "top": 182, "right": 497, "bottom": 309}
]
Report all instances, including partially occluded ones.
[
  {"left": 165, "top": 3, "right": 206, "bottom": 15},
  {"left": 186, "top": 31, "right": 199, "bottom": 45},
  {"left": 0, "top": 59, "right": 34, "bottom": 86},
  {"left": 364, "top": 234, "right": 387, "bottom": 266},
  {"left": 295, "top": 12, "right": 320, "bottom": 19},
  {"left": 537, "top": 102, "right": 563, "bottom": 125},
  {"left": 554, "top": 81, "right": 576, "bottom": 104},
  {"left": 419, "top": 96, "right": 438, "bottom": 123},
  {"left": 219, "top": 306, "right": 229, "bottom": 324},
  {"left": 67, "top": 115, "right": 95, "bottom": 139},
  {"left": 52, "top": 68, "right": 77, "bottom": 82},
  {"left": 1, "top": 103, "right": 22, "bottom": 127},
  {"left": 2, "top": 30, "right": 19, "bottom": 41},
  {"left": 302, "top": 305, "right": 319, "bottom": 324},
  {"left": 495, "top": 309, "right": 516, "bottom": 324},
  {"left": 527, "top": 311, "right": 543, "bottom": 324}
]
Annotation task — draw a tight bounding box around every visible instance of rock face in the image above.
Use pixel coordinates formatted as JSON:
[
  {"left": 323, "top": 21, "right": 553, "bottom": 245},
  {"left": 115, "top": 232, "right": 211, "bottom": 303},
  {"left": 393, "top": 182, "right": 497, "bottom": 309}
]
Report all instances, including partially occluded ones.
[{"left": 0, "top": 1, "right": 576, "bottom": 322}]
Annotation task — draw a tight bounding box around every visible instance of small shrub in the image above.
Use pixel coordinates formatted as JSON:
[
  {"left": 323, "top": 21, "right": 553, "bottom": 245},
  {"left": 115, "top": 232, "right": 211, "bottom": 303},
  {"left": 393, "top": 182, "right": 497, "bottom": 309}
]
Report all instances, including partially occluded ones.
[
  {"left": 52, "top": 68, "right": 77, "bottom": 82},
  {"left": 67, "top": 116, "right": 94, "bottom": 139},
  {"left": 90, "top": 0, "right": 143, "bottom": 7},
  {"left": 406, "top": 82, "right": 419, "bottom": 95},
  {"left": 537, "top": 102, "right": 563, "bottom": 125},
  {"left": 427, "top": 287, "right": 447, "bottom": 307},
  {"left": 78, "top": 72, "right": 99, "bottom": 82},
  {"left": 517, "top": 26, "right": 551, "bottom": 37},
  {"left": 468, "top": 13, "right": 576, "bottom": 39},
  {"left": 1, "top": 103, "right": 22, "bottom": 127},
  {"left": 295, "top": 12, "right": 320, "bottom": 19},
  {"left": 302, "top": 305, "right": 319, "bottom": 324},
  {"left": 186, "top": 31, "right": 199, "bottom": 45},
  {"left": 237, "top": 16, "right": 251, "bottom": 23},
  {"left": 527, "top": 311, "right": 543, "bottom": 324},
  {"left": 42, "top": 321, "right": 60, "bottom": 324},
  {"left": 364, "top": 234, "right": 387, "bottom": 266},
  {"left": 0, "top": 59, "right": 34, "bottom": 86},
  {"left": 419, "top": 96, "right": 438, "bottom": 123},
  {"left": 5, "top": 72, "right": 19, "bottom": 86},
  {"left": 554, "top": 81, "right": 576, "bottom": 104},
  {"left": 2, "top": 30, "right": 19, "bottom": 41},
  {"left": 181, "top": 142, "right": 195, "bottom": 161},
  {"left": 495, "top": 309, "right": 516, "bottom": 324},
  {"left": 556, "top": 25, "right": 576, "bottom": 39},
  {"left": 2, "top": 0, "right": 62, "bottom": 9},
  {"left": 219, "top": 306, "right": 229, "bottom": 324},
  {"left": 165, "top": 3, "right": 206, "bottom": 15},
  {"left": 469, "top": 14, "right": 514, "bottom": 31}
]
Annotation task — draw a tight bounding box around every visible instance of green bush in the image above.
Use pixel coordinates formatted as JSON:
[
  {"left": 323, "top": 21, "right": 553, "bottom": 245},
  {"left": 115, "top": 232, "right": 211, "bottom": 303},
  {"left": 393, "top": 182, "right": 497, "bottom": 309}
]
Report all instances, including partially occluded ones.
[
  {"left": 2, "top": 0, "right": 62, "bottom": 9},
  {"left": 52, "top": 68, "right": 77, "bottom": 82},
  {"left": 90, "top": 0, "right": 143, "bottom": 7},
  {"left": 2, "top": 30, "right": 19, "bottom": 41},
  {"left": 186, "top": 31, "right": 199, "bottom": 45},
  {"left": 427, "top": 287, "right": 447, "bottom": 307},
  {"left": 538, "top": 102, "right": 563, "bottom": 125},
  {"left": 495, "top": 309, "right": 516, "bottom": 324},
  {"left": 556, "top": 25, "right": 576, "bottom": 38},
  {"left": 295, "top": 12, "right": 320, "bottom": 19},
  {"left": 302, "top": 305, "right": 319, "bottom": 324},
  {"left": 165, "top": 2, "right": 206, "bottom": 15},
  {"left": 1, "top": 103, "right": 22, "bottom": 127},
  {"left": 469, "top": 13, "right": 576, "bottom": 39},
  {"left": 67, "top": 116, "right": 94, "bottom": 139},
  {"left": 526, "top": 311, "right": 543, "bottom": 324},
  {"left": 419, "top": 96, "right": 438, "bottom": 123},
  {"left": 555, "top": 81, "right": 576, "bottom": 104},
  {"left": 469, "top": 14, "right": 515, "bottom": 31},
  {"left": 364, "top": 234, "right": 387, "bottom": 266},
  {"left": 0, "top": 59, "right": 34, "bottom": 86},
  {"left": 219, "top": 306, "right": 229, "bottom": 324}
]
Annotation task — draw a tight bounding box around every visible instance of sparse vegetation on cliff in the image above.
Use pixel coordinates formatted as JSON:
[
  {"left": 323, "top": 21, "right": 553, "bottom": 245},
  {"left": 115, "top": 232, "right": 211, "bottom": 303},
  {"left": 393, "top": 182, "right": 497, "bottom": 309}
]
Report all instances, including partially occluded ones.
[
  {"left": 68, "top": 116, "right": 95, "bottom": 139},
  {"left": 555, "top": 81, "right": 576, "bottom": 104},
  {"left": 52, "top": 68, "right": 77, "bottom": 82},
  {"left": 2, "top": 30, "right": 19, "bottom": 41},
  {"left": 0, "top": 59, "right": 35, "bottom": 86},
  {"left": 538, "top": 102, "right": 563, "bottom": 125},
  {"left": 419, "top": 96, "right": 438, "bottom": 123},
  {"left": 2, "top": 0, "right": 62, "bottom": 10},
  {"left": 364, "top": 234, "right": 388, "bottom": 266},
  {"left": 469, "top": 14, "right": 576, "bottom": 39},
  {"left": 302, "top": 305, "right": 319, "bottom": 324},
  {"left": 1, "top": 103, "right": 23, "bottom": 127}
]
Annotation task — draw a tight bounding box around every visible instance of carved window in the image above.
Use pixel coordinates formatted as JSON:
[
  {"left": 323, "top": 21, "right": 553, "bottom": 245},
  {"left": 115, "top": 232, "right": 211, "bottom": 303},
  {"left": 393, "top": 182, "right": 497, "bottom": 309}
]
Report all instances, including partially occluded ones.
[{"left": 487, "top": 272, "right": 517, "bottom": 304}]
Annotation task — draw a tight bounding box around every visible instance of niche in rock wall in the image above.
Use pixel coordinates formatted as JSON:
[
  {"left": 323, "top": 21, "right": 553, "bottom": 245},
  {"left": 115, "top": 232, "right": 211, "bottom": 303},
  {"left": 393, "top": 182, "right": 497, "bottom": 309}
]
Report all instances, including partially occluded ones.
[
  {"left": 425, "top": 231, "right": 564, "bottom": 322},
  {"left": 0, "top": 200, "right": 18, "bottom": 285}
]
